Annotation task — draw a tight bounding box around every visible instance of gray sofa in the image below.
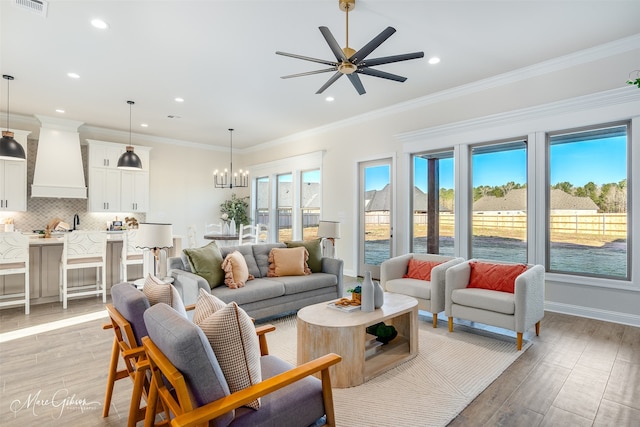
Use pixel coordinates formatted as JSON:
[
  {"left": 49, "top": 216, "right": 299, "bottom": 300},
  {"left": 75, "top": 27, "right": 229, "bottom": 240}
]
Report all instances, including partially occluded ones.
[{"left": 168, "top": 243, "right": 344, "bottom": 320}]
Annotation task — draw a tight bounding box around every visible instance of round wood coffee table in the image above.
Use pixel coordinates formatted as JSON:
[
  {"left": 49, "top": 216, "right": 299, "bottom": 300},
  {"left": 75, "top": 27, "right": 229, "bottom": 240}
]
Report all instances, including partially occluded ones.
[{"left": 297, "top": 292, "right": 418, "bottom": 388}]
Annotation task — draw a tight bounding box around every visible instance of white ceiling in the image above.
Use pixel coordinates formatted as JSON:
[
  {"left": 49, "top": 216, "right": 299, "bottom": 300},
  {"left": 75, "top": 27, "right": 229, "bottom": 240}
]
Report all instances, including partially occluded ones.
[{"left": 1, "top": 0, "right": 639, "bottom": 149}]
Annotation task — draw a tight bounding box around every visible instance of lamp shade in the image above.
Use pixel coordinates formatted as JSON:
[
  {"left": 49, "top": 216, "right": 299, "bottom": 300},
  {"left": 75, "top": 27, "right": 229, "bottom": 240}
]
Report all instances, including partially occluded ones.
[
  {"left": 135, "top": 223, "right": 173, "bottom": 249},
  {"left": 317, "top": 220, "right": 341, "bottom": 239},
  {"left": 0, "top": 131, "right": 26, "bottom": 160},
  {"left": 117, "top": 146, "right": 142, "bottom": 170}
]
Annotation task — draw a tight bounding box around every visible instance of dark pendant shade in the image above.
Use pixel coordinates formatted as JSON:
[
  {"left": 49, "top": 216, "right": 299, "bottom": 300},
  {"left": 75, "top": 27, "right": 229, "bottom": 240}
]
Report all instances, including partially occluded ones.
[
  {"left": 117, "top": 146, "right": 142, "bottom": 170},
  {"left": 0, "top": 130, "right": 26, "bottom": 160}
]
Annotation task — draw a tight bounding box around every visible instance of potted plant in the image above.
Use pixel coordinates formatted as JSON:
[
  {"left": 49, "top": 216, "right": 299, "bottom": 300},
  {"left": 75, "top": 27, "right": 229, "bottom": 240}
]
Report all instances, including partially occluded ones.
[
  {"left": 220, "top": 193, "right": 250, "bottom": 233},
  {"left": 346, "top": 285, "right": 361, "bottom": 303},
  {"left": 627, "top": 70, "right": 640, "bottom": 89}
]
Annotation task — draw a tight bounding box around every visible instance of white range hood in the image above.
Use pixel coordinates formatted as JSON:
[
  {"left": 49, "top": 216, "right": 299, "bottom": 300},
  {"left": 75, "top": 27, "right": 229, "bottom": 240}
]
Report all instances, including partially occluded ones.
[{"left": 31, "top": 115, "right": 87, "bottom": 199}]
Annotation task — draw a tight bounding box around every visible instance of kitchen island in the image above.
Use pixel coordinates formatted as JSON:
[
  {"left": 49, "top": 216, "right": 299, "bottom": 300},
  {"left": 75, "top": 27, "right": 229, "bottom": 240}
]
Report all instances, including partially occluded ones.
[{"left": 0, "top": 232, "right": 182, "bottom": 306}]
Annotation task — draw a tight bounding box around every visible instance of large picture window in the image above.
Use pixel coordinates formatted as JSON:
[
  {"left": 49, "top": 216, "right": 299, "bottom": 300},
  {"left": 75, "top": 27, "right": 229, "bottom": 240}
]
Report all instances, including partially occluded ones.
[
  {"left": 547, "top": 123, "right": 629, "bottom": 280},
  {"left": 471, "top": 140, "right": 527, "bottom": 263},
  {"left": 276, "top": 173, "right": 293, "bottom": 242},
  {"left": 301, "top": 169, "right": 321, "bottom": 241},
  {"left": 412, "top": 151, "right": 454, "bottom": 256}
]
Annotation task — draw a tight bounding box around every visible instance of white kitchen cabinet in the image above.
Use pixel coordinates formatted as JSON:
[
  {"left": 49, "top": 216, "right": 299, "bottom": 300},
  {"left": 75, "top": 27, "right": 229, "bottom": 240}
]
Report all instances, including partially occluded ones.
[
  {"left": 89, "top": 168, "right": 121, "bottom": 212},
  {"left": 0, "top": 158, "right": 27, "bottom": 211},
  {"left": 121, "top": 170, "right": 149, "bottom": 212},
  {"left": 87, "top": 140, "right": 151, "bottom": 213}
]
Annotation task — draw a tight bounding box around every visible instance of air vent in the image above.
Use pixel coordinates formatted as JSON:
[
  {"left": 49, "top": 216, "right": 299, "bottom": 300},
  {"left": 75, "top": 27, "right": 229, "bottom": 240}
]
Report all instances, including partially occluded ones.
[{"left": 14, "top": 0, "right": 48, "bottom": 17}]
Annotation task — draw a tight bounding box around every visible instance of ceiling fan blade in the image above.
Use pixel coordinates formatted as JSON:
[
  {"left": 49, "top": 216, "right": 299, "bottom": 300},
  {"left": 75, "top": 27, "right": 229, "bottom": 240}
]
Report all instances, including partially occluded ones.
[
  {"left": 319, "top": 26, "right": 348, "bottom": 62},
  {"left": 347, "top": 73, "right": 366, "bottom": 95},
  {"left": 276, "top": 51, "right": 337, "bottom": 67},
  {"left": 357, "top": 67, "right": 407, "bottom": 83},
  {"left": 316, "top": 71, "right": 343, "bottom": 94},
  {"left": 350, "top": 26, "right": 396, "bottom": 64},
  {"left": 281, "top": 68, "right": 338, "bottom": 79},
  {"left": 359, "top": 52, "right": 425, "bottom": 68}
]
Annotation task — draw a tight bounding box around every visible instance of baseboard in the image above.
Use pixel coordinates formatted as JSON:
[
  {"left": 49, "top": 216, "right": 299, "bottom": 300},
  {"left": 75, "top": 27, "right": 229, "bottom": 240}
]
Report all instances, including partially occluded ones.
[{"left": 545, "top": 301, "right": 640, "bottom": 327}]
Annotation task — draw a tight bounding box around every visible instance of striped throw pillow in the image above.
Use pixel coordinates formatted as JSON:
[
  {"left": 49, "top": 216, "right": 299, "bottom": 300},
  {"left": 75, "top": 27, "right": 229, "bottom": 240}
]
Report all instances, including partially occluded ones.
[
  {"left": 142, "top": 274, "right": 188, "bottom": 318},
  {"left": 193, "top": 288, "right": 226, "bottom": 325}
]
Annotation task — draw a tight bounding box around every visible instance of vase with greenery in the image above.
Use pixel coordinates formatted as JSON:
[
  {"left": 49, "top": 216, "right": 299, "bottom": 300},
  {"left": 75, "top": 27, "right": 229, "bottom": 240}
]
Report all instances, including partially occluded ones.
[
  {"left": 346, "top": 285, "right": 361, "bottom": 303},
  {"left": 220, "top": 193, "right": 250, "bottom": 233}
]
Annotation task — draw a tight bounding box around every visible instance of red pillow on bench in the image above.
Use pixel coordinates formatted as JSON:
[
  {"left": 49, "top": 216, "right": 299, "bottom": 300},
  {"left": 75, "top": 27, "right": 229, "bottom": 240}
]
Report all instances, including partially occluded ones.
[
  {"left": 403, "top": 259, "right": 444, "bottom": 281},
  {"left": 467, "top": 261, "right": 527, "bottom": 293}
]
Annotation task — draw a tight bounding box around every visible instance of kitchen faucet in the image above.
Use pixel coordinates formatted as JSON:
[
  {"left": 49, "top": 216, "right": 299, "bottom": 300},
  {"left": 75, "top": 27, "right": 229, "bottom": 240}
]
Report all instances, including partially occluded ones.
[{"left": 73, "top": 214, "right": 80, "bottom": 231}]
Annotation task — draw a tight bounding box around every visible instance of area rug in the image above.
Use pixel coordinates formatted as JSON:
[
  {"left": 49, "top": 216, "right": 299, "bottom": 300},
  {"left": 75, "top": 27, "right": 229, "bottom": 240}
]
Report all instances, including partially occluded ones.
[{"left": 262, "top": 315, "right": 531, "bottom": 427}]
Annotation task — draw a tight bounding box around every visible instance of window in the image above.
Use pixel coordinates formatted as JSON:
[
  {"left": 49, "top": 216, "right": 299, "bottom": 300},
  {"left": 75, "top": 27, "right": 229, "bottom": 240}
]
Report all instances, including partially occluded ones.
[
  {"left": 255, "top": 176, "right": 269, "bottom": 228},
  {"left": 471, "top": 140, "right": 527, "bottom": 263},
  {"left": 547, "top": 123, "right": 629, "bottom": 280},
  {"left": 276, "top": 173, "right": 293, "bottom": 242},
  {"left": 412, "top": 151, "right": 454, "bottom": 255},
  {"left": 301, "top": 169, "right": 321, "bottom": 241}
]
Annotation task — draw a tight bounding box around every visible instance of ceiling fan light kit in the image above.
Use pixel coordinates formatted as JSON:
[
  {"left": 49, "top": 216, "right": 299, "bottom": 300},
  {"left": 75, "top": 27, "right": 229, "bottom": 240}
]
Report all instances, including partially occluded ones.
[{"left": 276, "top": 0, "right": 424, "bottom": 95}]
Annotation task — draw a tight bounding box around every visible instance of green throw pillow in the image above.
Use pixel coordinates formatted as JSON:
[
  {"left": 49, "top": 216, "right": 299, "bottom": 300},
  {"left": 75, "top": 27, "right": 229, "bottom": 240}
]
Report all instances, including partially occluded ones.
[
  {"left": 183, "top": 242, "right": 225, "bottom": 289},
  {"left": 285, "top": 238, "right": 322, "bottom": 273}
]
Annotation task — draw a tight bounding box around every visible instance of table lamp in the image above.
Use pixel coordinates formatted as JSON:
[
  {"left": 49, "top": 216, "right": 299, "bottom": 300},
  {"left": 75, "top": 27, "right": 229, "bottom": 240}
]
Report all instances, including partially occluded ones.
[
  {"left": 135, "top": 223, "right": 173, "bottom": 278},
  {"left": 317, "top": 220, "right": 341, "bottom": 258}
]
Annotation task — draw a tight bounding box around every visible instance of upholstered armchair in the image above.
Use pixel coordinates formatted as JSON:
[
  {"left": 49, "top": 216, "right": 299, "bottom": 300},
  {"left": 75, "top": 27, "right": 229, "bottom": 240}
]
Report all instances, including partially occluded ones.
[
  {"left": 380, "top": 254, "right": 464, "bottom": 327},
  {"left": 445, "top": 259, "right": 545, "bottom": 350},
  {"left": 142, "top": 303, "right": 342, "bottom": 427}
]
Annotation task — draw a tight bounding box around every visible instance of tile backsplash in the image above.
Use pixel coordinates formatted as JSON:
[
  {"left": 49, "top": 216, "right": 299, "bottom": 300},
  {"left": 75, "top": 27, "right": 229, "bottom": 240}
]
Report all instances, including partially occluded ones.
[{"left": 1, "top": 139, "right": 146, "bottom": 233}]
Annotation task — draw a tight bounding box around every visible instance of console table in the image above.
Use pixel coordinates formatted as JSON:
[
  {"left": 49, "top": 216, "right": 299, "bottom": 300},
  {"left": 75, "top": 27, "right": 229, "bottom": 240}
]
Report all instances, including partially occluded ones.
[{"left": 297, "top": 292, "right": 418, "bottom": 388}]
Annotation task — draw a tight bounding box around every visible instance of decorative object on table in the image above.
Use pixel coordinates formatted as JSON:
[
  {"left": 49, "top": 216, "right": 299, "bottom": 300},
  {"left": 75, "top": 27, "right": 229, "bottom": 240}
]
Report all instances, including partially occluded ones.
[
  {"left": 361, "top": 271, "right": 375, "bottom": 312},
  {"left": 373, "top": 279, "right": 384, "bottom": 308},
  {"left": 213, "top": 129, "right": 249, "bottom": 188},
  {"left": 135, "top": 223, "right": 174, "bottom": 278},
  {"left": 627, "top": 70, "right": 640, "bottom": 89},
  {"left": 229, "top": 218, "right": 236, "bottom": 236},
  {"left": 0, "top": 75, "right": 26, "bottom": 161},
  {"left": 125, "top": 216, "right": 139, "bottom": 229},
  {"left": 220, "top": 193, "right": 250, "bottom": 233},
  {"left": 366, "top": 322, "right": 398, "bottom": 344},
  {"left": 328, "top": 298, "right": 361, "bottom": 312},
  {"left": 222, "top": 221, "right": 230, "bottom": 235},
  {"left": 317, "top": 220, "right": 341, "bottom": 258},
  {"left": 3, "top": 217, "right": 14, "bottom": 232},
  {"left": 346, "top": 285, "right": 361, "bottom": 303},
  {"left": 117, "top": 100, "right": 143, "bottom": 170}
]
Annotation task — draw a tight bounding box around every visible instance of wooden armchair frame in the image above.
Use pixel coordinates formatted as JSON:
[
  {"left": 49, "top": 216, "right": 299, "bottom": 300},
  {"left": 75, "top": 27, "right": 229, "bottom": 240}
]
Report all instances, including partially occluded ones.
[{"left": 142, "top": 325, "right": 342, "bottom": 427}]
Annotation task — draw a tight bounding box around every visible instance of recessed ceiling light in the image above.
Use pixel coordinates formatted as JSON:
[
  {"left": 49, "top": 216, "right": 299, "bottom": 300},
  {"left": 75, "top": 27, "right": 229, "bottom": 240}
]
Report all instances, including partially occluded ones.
[
  {"left": 174, "top": 97, "right": 184, "bottom": 103},
  {"left": 55, "top": 109, "right": 65, "bottom": 113},
  {"left": 428, "top": 57, "right": 441, "bottom": 65},
  {"left": 91, "top": 19, "right": 109, "bottom": 29},
  {"left": 325, "top": 96, "right": 335, "bottom": 102},
  {"left": 140, "top": 123, "right": 148, "bottom": 128},
  {"left": 67, "top": 72, "right": 80, "bottom": 79}
]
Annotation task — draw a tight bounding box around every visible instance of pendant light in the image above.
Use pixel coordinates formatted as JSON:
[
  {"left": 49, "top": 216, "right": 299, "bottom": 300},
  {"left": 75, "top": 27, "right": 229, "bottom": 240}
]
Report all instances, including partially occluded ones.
[
  {"left": 117, "top": 100, "right": 143, "bottom": 170},
  {"left": 0, "top": 75, "right": 26, "bottom": 161},
  {"left": 213, "top": 128, "right": 249, "bottom": 188}
]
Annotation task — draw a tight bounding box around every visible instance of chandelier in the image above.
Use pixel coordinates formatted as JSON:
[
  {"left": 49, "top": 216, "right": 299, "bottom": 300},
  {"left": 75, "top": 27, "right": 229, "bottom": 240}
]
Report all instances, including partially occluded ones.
[{"left": 214, "top": 128, "right": 248, "bottom": 188}]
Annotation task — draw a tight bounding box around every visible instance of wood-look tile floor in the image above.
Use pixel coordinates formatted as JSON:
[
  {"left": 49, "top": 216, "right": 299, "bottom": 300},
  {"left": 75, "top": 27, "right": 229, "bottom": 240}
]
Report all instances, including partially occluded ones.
[{"left": 0, "top": 293, "right": 638, "bottom": 426}]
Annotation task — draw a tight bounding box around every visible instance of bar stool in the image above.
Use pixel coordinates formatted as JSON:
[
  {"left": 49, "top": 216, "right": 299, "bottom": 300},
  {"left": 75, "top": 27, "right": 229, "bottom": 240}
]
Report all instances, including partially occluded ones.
[
  {"left": 59, "top": 230, "right": 107, "bottom": 309},
  {"left": 121, "top": 229, "right": 144, "bottom": 282},
  {"left": 0, "top": 232, "right": 30, "bottom": 314}
]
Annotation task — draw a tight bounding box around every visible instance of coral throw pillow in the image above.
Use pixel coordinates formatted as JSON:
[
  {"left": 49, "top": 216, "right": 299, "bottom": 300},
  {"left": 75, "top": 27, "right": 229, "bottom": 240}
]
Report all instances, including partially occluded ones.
[
  {"left": 267, "top": 247, "right": 311, "bottom": 277},
  {"left": 403, "top": 259, "right": 444, "bottom": 281},
  {"left": 467, "top": 261, "right": 528, "bottom": 293},
  {"left": 222, "top": 251, "right": 254, "bottom": 289}
]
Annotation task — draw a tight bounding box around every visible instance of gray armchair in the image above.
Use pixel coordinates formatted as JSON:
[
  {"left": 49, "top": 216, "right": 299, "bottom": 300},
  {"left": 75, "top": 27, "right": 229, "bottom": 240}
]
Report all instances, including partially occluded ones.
[
  {"left": 142, "top": 303, "right": 342, "bottom": 427},
  {"left": 380, "top": 254, "right": 464, "bottom": 327},
  {"left": 445, "top": 259, "right": 545, "bottom": 350}
]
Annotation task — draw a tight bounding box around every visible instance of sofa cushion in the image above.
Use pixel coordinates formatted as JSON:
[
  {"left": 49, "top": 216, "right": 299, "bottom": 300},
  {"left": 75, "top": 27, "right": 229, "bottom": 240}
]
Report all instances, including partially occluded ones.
[
  {"left": 451, "top": 288, "right": 515, "bottom": 315},
  {"left": 285, "top": 239, "right": 322, "bottom": 273},
  {"left": 222, "top": 251, "right": 255, "bottom": 289},
  {"left": 276, "top": 273, "right": 337, "bottom": 295},
  {"left": 111, "top": 282, "right": 150, "bottom": 347},
  {"left": 403, "top": 259, "right": 443, "bottom": 281},
  {"left": 193, "top": 288, "right": 227, "bottom": 325},
  {"left": 212, "top": 278, "right": 286, "bottom": 306},
  {"left": 251, "top": 243, "right": 286, "bottom": 277},
  {"left": 267, "top": 247, "right": 311, "bottom": 277},
  {"left": 143, "top": 274, "right": 188, "bottom": 318},
  {"left": 220, "top": 245, "right": 261, "bottom": 278},
  {"left": 467, "top": 261, "right": 527, "bottom": 293},
  {"left": 198, "top": 302, "right": 262, "bottom": 409},
  {"left": 183, "top": 242, "right": 225, "bottom": 288},
  {"left": 385, "top": 277, "right": 431, "bottom": 301}
]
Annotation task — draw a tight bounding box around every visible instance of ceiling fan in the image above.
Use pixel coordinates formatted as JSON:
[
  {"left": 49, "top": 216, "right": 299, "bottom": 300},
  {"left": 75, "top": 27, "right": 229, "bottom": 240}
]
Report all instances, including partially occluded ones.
[{"left": 276, "top": 0, "right": 424, "bottom": 95}]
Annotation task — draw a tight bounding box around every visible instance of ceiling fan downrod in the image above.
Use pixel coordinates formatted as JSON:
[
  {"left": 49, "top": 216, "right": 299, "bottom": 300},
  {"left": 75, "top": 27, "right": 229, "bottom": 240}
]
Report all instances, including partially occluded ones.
[{"left": 339, "top": 0, "right": 357, "bottom": 73}]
